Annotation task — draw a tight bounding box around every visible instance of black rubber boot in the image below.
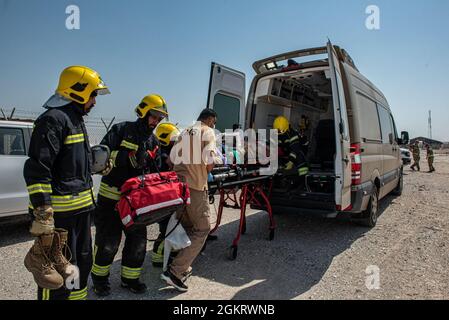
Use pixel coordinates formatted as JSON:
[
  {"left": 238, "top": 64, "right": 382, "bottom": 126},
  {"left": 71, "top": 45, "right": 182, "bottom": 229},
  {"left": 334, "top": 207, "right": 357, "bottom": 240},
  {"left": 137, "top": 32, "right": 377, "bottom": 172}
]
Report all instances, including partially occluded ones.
[
  {"left": 152, "top": 239, "right": 164, "bottom": 268},
  {"left": 92, "top": 277, "right": 111, "bottom": 297},
  {"left": 121, "top": 278, "right": 147, "bottom": 294}
]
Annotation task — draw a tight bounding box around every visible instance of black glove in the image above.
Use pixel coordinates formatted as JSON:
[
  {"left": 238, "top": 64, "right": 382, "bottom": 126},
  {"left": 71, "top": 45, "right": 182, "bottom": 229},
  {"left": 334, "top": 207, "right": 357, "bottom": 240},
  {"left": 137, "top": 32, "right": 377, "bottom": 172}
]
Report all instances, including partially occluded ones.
[{"left": 129, "top": 149, "right": 149, "bottom": 169}]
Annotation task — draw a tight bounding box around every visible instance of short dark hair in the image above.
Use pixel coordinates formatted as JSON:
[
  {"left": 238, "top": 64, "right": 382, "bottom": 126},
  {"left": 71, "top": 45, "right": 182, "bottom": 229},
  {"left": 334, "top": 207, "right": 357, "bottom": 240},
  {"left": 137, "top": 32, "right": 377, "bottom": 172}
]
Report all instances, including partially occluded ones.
[{"left": 197, "top": 108, "right": 218, "bottom": 121}]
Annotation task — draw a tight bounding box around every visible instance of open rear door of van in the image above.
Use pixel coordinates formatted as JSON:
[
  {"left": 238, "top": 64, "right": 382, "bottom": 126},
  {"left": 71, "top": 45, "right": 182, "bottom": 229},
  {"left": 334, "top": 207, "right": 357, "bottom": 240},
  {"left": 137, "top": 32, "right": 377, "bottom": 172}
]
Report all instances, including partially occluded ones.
[
  {"left": 207, "top": 62, "right": 246, "bottom": 132},
  {"left": 327, "top": 41, "right": 352, "bottom": 211}
]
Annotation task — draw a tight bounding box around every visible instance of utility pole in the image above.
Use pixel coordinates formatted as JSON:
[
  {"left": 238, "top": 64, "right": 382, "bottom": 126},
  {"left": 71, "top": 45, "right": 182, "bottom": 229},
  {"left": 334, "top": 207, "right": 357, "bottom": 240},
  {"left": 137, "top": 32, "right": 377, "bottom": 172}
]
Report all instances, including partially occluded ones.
[{"left": 428, "top": 110, "right": 432, "bottom": 140}]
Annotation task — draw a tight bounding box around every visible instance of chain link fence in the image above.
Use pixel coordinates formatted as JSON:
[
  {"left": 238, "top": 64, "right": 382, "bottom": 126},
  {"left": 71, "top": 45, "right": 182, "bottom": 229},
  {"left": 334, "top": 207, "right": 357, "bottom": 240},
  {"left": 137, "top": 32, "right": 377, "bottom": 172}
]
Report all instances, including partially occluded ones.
[{"left": 0, "top": 107, "right": 130, "bottom": 145}]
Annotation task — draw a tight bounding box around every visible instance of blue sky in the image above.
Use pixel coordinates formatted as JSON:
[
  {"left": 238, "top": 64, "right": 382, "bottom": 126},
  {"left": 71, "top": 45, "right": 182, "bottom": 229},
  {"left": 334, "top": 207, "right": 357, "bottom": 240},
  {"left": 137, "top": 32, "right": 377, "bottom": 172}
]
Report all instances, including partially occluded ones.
[{"left": 0, "top": 0, "right": 448, "bottom": 140}]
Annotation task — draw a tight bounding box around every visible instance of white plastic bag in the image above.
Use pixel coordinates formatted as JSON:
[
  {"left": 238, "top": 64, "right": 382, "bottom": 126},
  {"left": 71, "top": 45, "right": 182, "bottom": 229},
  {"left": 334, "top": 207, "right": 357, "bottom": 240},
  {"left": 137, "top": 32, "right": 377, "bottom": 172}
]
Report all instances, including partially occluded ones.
[{"left": 163, "top": 213, "right": 191, "bottom": 271}]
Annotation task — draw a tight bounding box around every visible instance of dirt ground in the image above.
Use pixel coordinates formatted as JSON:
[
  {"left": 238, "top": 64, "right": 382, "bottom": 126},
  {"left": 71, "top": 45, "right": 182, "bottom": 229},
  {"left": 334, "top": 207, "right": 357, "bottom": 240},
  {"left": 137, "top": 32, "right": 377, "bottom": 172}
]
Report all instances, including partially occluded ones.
[{"left": 0, "top": 152, "right": 448, "bottom": 300}]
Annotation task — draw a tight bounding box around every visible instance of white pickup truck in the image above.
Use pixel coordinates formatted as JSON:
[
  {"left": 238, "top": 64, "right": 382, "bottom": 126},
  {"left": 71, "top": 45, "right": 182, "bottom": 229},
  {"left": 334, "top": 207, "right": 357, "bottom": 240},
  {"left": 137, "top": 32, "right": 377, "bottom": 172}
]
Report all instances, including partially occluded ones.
[{"left": 0, "top": 119, "right": 100, "bottom": 218}]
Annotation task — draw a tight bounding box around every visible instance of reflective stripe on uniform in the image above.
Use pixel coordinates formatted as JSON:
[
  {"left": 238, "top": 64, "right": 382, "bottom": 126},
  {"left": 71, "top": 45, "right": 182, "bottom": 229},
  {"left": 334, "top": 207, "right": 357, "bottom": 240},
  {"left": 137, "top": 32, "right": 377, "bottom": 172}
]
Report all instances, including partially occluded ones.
[
  {"left": 152, "top": 241, "right": 164, "bottom": 263},
  {"left": 50, "top": 189, "right": 94, "bottom": 212},
  {"left": 129, "top": 154, "right": 139, "bottom": 169},
  {"left": 289, "top": 153, "right": 297, "bottom": 160},
  {"left": 42, "top": 288, "right": 50, "bottom": 300},
  {"left": 91, "top": 245, "right": 112, "bottom": 276},
  {"left": 99, "top": 182, "right": 121, "bottom": 201},
  {"left": 121, "top": 266, "right": 142, "bottom": 280},
  {"left": 27, "top": 183, "right": 52, "bottom": 195},
  {"left": 110, "top": 150, "right": 119, "bottom": 167},
  {"left": 120, "top": 140, "right": 139, "bottom": 151},
  {"left": 64, "top": 134, "right": 85, "bottom": 145},
  {"left": 91, "top": 263, "right": 111, "bottom": 277},
  {"left": 298, "top": 166, "right": 309, "bottom": 176},
  {"left": 67, "top": 287, "right": 88, "bottom": 300},
  {"left": 288, "top": 135, "right": 300, "bottom": 143},
  {"left": 29, "top": 189, "right": 94, "bottom": 212}
]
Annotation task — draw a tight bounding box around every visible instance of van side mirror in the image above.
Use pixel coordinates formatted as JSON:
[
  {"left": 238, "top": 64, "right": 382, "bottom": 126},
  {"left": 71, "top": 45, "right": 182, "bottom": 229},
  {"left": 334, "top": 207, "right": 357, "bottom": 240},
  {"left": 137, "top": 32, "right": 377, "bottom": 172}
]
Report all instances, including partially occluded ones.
[{"left": 399, "top": 131, "right": 409, "bottom": 145}]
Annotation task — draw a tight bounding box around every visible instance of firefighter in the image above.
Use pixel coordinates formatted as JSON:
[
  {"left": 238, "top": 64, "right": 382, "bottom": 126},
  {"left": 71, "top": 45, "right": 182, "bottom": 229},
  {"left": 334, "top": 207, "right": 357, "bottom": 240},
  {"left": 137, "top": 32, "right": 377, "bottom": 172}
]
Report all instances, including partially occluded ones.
[
  {"left": 298, "top": 128, "right": 310, "bottom": 157},
  {"left": 299, "top": 114, "right": 310, "bottom": 132},
  {"left": 91, "top": 94, "right": 167, "bottom": 296},
  {"left": 23, "top": 65, "right": 110, "bottom": 300},
  {"left": 273, "top": 116, "right": 309, "bottom": 177},
  {"left": 151, "top": 122, "right": 181, "bottom": 268}
]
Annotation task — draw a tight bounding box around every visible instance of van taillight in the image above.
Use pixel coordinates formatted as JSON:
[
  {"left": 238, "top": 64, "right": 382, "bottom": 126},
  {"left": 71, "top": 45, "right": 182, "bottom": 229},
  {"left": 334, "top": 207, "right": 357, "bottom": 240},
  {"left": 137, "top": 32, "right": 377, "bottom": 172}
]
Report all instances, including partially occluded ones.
[{"left": 350, "top": 143, "right": 362, "bottom": 185}]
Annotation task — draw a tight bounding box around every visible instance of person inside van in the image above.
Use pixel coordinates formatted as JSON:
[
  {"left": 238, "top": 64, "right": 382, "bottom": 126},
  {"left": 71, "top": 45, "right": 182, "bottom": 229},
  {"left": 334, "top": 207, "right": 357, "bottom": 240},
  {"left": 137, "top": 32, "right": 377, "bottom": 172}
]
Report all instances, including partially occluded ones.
[
  {"left": 298, "top": 129, "right": 310, "bottom": 157},
  {"left": 273, "top": 116, "right": 309, "bottom": 184}
]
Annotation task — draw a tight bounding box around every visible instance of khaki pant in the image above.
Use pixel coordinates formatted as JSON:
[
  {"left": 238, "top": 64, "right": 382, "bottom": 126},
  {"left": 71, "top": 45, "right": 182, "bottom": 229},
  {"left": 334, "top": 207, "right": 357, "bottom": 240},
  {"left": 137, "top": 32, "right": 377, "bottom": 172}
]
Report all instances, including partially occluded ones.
[
  {"left": 411, "top": 156, "right": 420, "bottom": 171},
  {"left": 170, "top": 189, "right": 211, "bottom": 279}
]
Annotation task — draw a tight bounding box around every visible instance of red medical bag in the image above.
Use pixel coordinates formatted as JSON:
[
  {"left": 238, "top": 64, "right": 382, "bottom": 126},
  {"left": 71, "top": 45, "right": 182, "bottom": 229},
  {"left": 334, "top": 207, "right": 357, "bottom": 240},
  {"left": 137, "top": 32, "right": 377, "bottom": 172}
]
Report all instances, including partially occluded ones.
[{"left": 117, "top": 171, "right": 190, "bottom": 229}]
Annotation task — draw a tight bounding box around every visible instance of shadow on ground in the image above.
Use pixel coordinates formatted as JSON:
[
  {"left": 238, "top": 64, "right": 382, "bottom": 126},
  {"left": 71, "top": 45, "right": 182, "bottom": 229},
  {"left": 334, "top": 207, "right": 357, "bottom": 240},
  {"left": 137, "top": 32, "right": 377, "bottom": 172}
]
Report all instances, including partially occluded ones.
[
  {"left": 188, "top": 194, "right": 395, "bottom": 300},
  {"left": 98, "top": 194, "right": 397, "bottom": 300},
  {"left": 1, "top": 195, "right": 397, "bottom": 300},
  {"left": 0, "top": 215, "right": 32, "bottom": 247}
]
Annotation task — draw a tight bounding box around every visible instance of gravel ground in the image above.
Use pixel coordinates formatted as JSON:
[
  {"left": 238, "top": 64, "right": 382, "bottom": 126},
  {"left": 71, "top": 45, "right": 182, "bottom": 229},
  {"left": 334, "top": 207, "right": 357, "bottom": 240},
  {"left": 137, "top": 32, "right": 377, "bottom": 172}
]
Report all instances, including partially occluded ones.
[{"left": 1, "top": 152, "right": 448, "bottom": 300}]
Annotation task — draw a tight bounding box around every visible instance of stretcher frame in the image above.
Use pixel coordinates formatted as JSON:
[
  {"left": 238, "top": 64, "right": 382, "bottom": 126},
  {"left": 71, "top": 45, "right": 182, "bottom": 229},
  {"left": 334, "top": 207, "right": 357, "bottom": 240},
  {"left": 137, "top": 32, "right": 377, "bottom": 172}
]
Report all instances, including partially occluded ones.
[{"left": 209, "top": 175, "right": 275, "bottom": 260}]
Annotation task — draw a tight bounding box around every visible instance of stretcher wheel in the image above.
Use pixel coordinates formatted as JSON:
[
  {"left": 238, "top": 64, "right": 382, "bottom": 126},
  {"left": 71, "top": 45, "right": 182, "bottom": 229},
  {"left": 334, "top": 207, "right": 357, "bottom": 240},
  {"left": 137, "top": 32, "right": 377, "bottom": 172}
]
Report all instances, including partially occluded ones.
[
  {"left": 269, "top": 229, "right": 275, "bottom": 241},
  {"left": 227, "top": 245, "right": 238, "bottom": 260}
]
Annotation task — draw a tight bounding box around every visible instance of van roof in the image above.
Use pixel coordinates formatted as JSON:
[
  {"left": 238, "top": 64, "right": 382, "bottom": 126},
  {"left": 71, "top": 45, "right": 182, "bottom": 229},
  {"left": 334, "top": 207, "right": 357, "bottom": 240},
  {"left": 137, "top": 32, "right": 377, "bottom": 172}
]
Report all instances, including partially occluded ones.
[{"left": 252, "top": 45, "right": 358, "bottom": 74}]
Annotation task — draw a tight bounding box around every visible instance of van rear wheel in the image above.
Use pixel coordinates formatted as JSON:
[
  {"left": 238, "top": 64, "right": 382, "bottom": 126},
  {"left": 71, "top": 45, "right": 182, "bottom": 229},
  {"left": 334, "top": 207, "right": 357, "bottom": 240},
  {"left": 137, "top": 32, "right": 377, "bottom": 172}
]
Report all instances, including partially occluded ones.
[{"left": 357, "top": 187, "right": 379, "bottom": 228}]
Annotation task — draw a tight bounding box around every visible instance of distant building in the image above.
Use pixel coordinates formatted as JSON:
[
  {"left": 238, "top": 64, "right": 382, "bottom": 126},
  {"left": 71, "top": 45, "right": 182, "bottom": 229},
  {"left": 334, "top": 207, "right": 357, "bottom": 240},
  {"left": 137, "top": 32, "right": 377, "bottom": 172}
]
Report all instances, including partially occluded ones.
[{"left": 410, "top": 137, "right": 443, "bottom": 149}]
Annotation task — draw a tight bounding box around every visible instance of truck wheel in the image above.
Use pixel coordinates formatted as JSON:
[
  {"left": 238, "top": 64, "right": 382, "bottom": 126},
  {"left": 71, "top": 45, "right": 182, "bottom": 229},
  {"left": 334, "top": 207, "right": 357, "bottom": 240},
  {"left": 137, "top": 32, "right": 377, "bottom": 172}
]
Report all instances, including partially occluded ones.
[
  {"left": 392, "top": 169, "right": 403, "bottom": 196},
  {"left": 357, "top": 187, "right": 379, "bottom": 228}
]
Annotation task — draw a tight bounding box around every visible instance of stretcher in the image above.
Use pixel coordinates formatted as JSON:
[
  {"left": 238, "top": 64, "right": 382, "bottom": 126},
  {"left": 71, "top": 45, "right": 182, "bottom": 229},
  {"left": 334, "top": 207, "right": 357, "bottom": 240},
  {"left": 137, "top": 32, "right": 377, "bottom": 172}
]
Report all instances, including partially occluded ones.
[{"left": 208, "top": 167, "right": 275, "bottom": 260}]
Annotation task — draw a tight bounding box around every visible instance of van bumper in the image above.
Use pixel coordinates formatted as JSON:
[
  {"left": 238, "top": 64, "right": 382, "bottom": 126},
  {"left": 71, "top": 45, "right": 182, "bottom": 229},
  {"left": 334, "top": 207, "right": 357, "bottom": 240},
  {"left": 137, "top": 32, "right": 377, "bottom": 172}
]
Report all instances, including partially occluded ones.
[
  {"left": 265, "top": 191, "right": 336, "bottom": 215},
  {"left": 350, "top": 181, "right": 374, "bottom": 214}
]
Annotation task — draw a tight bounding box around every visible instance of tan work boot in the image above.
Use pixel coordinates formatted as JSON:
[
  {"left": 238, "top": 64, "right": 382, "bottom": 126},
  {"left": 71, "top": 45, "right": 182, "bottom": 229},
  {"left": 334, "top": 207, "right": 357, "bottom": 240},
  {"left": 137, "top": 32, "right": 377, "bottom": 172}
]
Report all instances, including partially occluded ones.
[
  {"left": 30, "top": 206, "right": 55, "bottom": 236},
  {"left": 51, "top": 228, "right": 74, "bottom": 281},
  {"left": 24, "top": 233, "right": 64, "bottom": 290}
]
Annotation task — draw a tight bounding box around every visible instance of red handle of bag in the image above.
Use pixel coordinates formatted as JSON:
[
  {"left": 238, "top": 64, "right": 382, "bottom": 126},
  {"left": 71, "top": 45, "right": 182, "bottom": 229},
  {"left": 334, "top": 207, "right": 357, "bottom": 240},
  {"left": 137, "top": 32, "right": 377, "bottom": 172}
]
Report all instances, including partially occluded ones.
[{"left": 147, "top": 146, "right": 159, "bottom": 160}]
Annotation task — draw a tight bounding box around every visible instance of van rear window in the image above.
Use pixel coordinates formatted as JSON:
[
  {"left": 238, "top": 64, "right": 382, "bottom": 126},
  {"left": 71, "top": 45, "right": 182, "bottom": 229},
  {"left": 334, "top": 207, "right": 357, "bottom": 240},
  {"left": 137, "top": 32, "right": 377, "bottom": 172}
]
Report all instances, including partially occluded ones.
[
  {"left": 262, "top": 55, "right": 328, "bottom": 72},
  {"left": 213, "top": 93, "right": 240, "bottom": 132}
]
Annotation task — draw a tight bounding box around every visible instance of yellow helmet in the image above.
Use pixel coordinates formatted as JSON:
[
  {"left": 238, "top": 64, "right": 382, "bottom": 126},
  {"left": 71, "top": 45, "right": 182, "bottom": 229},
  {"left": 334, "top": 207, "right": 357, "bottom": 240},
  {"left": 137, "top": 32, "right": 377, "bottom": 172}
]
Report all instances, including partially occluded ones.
[
  {"left": 273, "top": 116, "right": 289, "bottom": 134},
  {"left": 56, "top": 66, "right": 110, "bottom": 104},
  {"left": 135, "top": 94, "right": 169, "bottom": 119},
  {"left": 155, "top": 122, "right": 180, "bottom": 146}
]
